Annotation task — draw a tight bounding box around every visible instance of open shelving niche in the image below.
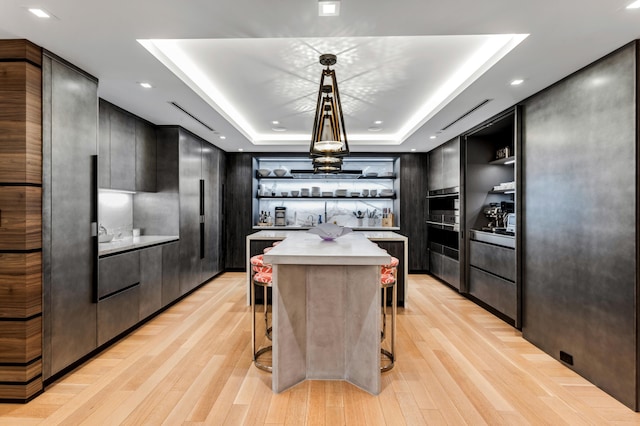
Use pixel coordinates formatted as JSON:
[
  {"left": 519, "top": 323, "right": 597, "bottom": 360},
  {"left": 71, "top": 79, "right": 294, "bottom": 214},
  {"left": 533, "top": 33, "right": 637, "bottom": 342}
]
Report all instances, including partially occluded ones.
[
  {"left": 253, "top": 157, "right": 400, "bottom": 229},
  {"left": 426, "top": 187, "right": 461, "bottom": 290}
]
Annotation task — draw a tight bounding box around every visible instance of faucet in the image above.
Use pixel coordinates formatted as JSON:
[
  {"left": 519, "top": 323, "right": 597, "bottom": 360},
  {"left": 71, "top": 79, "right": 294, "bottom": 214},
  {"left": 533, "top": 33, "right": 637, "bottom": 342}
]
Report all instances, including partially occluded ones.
[
  {"left": 324, "top": 202, "right": 328, "bottom": 224},
  {"left": 307, "top": 215, "right": 314, "bottom": 227}
]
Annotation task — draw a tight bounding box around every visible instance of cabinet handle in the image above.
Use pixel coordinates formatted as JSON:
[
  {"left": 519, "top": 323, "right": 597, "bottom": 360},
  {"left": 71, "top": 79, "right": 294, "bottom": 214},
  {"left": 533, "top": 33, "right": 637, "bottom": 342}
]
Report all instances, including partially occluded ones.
[
  {"left": 91, "top": 155, "right": 99, "bottom": 303},
  {"left": 200, "top": 179, "right": 205, "bottom": 216},
  {"left": 200, "top": 222, "right": 205, "bottom": 259}
]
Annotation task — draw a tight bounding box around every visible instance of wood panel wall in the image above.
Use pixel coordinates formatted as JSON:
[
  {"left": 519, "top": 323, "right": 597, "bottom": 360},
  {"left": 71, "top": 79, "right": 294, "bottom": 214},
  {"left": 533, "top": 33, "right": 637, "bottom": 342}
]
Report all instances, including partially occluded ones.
[{"left": 0, "top": 39, "right": 43, "bottom": 402}]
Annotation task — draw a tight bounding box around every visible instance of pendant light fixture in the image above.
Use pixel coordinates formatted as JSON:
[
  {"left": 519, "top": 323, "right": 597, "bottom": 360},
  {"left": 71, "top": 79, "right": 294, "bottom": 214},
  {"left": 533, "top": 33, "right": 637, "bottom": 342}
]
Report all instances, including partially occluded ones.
[{"left": 310, "top": 53, "right": 349, "bottom": 173}]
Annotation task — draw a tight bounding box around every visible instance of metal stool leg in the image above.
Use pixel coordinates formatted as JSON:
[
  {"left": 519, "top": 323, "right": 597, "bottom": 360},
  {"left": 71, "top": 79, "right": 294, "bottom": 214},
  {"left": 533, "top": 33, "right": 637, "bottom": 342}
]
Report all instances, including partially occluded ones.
[{"left": 381, "top": 271, "right": 396, "bottom": 372}]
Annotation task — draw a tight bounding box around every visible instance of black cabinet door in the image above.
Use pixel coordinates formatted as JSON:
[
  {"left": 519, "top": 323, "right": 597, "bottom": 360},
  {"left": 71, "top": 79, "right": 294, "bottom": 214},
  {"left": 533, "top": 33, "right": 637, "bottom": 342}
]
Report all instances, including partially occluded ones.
[
  {"left": 442, "top": 138, "right": 460, "bottom": 189},
  {"left": 427, "top": 146, "right": 443, "bottom": 191},
  {"left": 178, "top": 131, "right": 202, "bottom": 294},
  {"left": 201, "top": 143, "right": 223, "bottom": 282},
  {"left": 135, "top": 120, "right": 157, "bottom": 192},
  {"left": 399, "top": 153, "right": 428, "bottom": 272},
  {"left": 139, "top": 246, "right": 163, "bottom": 319},
  {"left": 224, "top": 154, "right": 254, "bottom": 270},
  {"left": 109, "top": 107, "right": 136, "bottom": 191},
  {"left": 43, "top": 56, "right": 98, "bottom": 379},
  {"left": 162, "top": 242, "right": 180, "bottom": 306},
  {"left": 98, "top": 99, "right": 111, "bottom": 188}
]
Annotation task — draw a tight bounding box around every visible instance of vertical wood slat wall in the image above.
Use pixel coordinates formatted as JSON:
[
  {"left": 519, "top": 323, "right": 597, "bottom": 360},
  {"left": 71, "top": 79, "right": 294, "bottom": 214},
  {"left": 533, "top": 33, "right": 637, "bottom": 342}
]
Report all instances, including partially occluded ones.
[{"left": 0, "top": 39, "right": 43, "bottom": 402}]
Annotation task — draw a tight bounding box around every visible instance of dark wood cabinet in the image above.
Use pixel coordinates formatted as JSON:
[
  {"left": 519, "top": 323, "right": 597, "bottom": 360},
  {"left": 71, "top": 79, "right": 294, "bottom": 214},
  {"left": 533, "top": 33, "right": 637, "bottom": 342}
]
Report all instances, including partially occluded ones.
[
  {"left": 427, "top": 146, "right": 443, "bottom": 191},
  {"left": 224, "top": 153, "right": 254, "bottom": 270},
  {"left": 135, "top": 121, "right": 157, "bottom": 192},
  {"left": 139, "top": 246, "right": 163, "bottom": 320},
  {"left": 98, "top": 99, "right": 157, "bottom": 192},
  {"left": 162, "top": 242, "right": 180, "bottom": 306},
  {"left": 98, "top": 251, "right": 140, "bottom": 300},
  {"left": 109, "top": 106, "right": 136, "bottom": 191},
  {"left": 399, "top": 153, "right": 428, "bottom": 273},
  {"left": 42, "top": 54, "right": 99, "bottom": 379}
]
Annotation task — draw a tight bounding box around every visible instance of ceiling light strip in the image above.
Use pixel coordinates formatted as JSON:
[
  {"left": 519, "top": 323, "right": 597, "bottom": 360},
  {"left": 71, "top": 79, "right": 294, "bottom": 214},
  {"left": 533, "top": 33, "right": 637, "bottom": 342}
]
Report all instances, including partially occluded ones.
[{"left": 169, "top": 101, "right": 216, "bottom": 131}]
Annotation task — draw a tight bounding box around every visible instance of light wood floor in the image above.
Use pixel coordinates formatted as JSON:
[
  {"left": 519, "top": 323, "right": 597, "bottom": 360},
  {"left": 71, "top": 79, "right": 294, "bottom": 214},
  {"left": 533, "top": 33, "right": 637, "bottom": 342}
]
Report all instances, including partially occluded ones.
[{"left": 1, "top": 272, "right": 639, "bottom": 425}]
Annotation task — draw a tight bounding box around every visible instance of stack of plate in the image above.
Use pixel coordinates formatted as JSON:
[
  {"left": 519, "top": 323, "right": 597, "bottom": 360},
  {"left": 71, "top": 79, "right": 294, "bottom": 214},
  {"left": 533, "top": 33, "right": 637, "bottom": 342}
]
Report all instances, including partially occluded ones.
[
  {"left": 380, "top": 189, "right": 394, "bottom": 197},
  {"left": 322, "top": 191, "right": 333, "bottom": 197},
  {"left": 311, "top": 186, "right": 321, "bottom": 197},
  {"left": 301, "top": 188, "right": 310, "bottom": 197},
  {"left": 335, "top": 189, "right": 348, "bottom": 197},
  {"left": 350, "top": 191, "right": 360, "bottom": 197}
]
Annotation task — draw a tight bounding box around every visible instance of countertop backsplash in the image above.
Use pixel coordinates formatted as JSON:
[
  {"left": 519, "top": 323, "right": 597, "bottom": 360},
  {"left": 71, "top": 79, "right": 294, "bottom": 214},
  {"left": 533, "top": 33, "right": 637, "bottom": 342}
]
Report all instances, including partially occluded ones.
[{"left": 98, "top": 190, "right": 134, "bottom": 239}]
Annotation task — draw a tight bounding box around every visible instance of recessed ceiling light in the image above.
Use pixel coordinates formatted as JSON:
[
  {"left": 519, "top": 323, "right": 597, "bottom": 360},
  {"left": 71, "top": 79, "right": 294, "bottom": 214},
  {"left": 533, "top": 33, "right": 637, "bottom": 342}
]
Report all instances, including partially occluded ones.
[
  {"left": 627, "top": 0, "right": 640, "bottom": 8},
  {"left": 318, "top": 0, "right": 340, "bottom": 16},
  {"left": 430, "top": 135, "right": 437, "bottom": 140},
  {"left": 374, "top": 120, "right": 383, "bottom": 125},
  {"left": 271, "top": 120, "right": 280, "bottom": 125},
  {"left": 139, "top": 82, "right": 152, "bottom": 89},
  {"left": 510, "top": 79, "right": 524, "bottom": 86},
  {"left": 411, "top": 148, "right": 417, "bottom": 152},
  {"left": 238, "top": 148, "right": 244, "bottom": 152},
  {"left": 219, "top": 135, "right": 226, "bottom": 140},
  {"left": 368, "top": 126, "right": 382, "bottom": 132},
  {"left": 272, "top": 126, "right": 287, "bottom": 132},
  {"left": 29, "top": 8, "right": 50, "bottom": 18}
]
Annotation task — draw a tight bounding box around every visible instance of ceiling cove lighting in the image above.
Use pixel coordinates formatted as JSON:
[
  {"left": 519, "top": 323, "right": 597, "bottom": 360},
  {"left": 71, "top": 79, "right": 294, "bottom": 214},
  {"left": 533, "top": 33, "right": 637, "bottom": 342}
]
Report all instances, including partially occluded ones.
[
  {"left": 510, "top": 79, "right": 524, "bottom": 85},
  {"left": 318, "top": 0, "right": 340, "bottom": 16},
  {"left": 28, "top": 8, "right": 50, "bottom": 18},
  {"left": 310, "top": 54, "right": 349, "bottom": 173},
  {"left": 627, "top": 0, "right": 640, "bottom": 8}
]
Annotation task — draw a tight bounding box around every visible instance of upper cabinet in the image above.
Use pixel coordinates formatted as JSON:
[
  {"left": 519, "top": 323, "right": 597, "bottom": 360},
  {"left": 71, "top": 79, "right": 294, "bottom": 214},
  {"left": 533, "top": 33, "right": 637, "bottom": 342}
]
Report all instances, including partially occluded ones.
[
  {"left": 98, "top": 99, "right": 156, "bottom": 192},
  {"left": 427, "top": 137, "right": 460, "bottom": 192}
]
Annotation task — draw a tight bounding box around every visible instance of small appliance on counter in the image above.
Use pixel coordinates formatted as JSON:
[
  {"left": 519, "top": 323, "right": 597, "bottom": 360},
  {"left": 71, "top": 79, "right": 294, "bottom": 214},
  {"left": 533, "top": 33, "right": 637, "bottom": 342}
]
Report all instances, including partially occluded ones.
[
  {"left": 481, "top": 201, "right": 515, "bottom": 233},
  {"left": 275, "top": 206, "right": 287, "bottom": 226}
]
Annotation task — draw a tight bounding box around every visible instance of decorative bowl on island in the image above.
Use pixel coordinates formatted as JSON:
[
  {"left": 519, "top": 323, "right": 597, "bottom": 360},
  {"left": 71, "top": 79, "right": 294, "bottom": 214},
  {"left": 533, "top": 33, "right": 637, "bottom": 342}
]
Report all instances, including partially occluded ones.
[{"left": 307, "top": 223, "right": 353, "bottom": 241}]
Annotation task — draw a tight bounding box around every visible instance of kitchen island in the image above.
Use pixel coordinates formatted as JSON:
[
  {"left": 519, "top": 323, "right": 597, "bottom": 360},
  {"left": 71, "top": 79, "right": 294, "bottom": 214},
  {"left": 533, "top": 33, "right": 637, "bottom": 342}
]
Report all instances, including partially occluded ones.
[
  {"left": 246, "top": 230, "right": 408, "bottom": 305},
  {"left": 263, "top": 232, "right": 390, "bottom": 394}
]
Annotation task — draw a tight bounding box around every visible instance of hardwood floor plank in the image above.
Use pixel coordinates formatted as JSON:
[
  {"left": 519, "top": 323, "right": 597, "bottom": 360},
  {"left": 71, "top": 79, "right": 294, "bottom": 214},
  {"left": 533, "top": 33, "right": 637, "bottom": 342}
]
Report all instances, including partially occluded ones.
[{"left": 1, "top": 272, "right": 639, "bottom": 425}]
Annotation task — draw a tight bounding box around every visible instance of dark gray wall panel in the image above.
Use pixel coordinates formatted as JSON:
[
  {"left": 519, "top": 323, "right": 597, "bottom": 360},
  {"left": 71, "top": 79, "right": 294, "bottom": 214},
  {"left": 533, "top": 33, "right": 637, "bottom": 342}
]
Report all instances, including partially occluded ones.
[
  {"left": 133, "top": 192, "right": 180, "bottom": 236},
  {"left": 98, "top": 99, "right": 110, "bottom": 188},
  {"left": 97, "top": 285, "right": 140, "bottom": 346},
  {"left": 522, "top": 43, "right": 637, "bottom": 409},
  {"left": 43, "top": 55, "right": 98, "bottom": 378}
]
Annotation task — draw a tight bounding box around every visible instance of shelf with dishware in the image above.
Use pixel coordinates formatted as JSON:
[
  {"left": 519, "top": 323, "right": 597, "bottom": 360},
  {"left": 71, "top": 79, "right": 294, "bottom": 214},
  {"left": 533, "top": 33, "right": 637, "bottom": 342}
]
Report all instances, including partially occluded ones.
[{"left": 253, "top": 156, "right": 400, "bottom": 230}]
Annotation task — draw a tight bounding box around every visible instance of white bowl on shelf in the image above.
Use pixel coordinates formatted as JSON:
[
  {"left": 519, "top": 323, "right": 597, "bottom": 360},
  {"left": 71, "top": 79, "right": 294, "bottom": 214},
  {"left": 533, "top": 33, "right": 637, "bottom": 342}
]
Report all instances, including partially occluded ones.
[
  {"left": 280, "top": 191, "right": 288, "bottom": 197},
  {"left": 274, "top": 168, "right": 287, "bottom": 177},
  {"left": 291, "top": 190, "right": 300, "bottom": 196},
  {"left": 257, "top": 168, "right": 271, "bottom": 177}
]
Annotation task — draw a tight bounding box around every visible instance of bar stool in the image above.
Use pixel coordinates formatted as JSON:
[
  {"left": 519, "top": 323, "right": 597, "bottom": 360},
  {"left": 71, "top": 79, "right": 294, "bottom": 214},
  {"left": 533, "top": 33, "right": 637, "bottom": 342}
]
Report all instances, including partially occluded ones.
[
  {"left": 380, "top": 256, "right": 399, "bottom": 372},
  {"left": 251, "top": 254, "right": 273, "bottom": 372}
]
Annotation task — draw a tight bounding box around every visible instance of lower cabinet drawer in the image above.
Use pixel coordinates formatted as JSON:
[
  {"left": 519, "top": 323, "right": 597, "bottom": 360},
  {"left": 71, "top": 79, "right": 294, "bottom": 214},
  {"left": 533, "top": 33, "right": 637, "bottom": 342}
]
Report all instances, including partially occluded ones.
[
  {"left": 98, "top": 251, "right": 140, "bottom": 299},
  {"left": 429, "top": 250, "right": 460, "bottom": 290},
  {"left": 469, "top": 240, "right": 515, "bottom": 282},
  {"left": 468, "top": 266, "right": 516, "bottom": 319},
  {"left": 97, "top": 285, "right": 140, "bottom": 346}
]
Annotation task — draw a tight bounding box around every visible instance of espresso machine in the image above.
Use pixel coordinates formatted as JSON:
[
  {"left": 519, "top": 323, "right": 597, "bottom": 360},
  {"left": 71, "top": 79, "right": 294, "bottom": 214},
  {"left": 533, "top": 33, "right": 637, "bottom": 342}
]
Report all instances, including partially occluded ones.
[
  {"left": 482, "top": 201, "right": 514, "bottom": 232},
  {"left": 274, "top": 206, "right": 287, "bottom": 226}
]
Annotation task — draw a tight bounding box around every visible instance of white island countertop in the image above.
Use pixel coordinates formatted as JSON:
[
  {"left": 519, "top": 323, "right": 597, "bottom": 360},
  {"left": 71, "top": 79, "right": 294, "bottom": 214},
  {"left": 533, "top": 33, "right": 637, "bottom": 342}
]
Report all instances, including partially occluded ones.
[
  {"left": 263, "top": 232, "right": 390, "bottom": 266},
  {"left": 248, "top": 229, "right": 407, "bottom": 242},
  {"left": 98, "top": 235, "right": 179, "bottom": 257}
]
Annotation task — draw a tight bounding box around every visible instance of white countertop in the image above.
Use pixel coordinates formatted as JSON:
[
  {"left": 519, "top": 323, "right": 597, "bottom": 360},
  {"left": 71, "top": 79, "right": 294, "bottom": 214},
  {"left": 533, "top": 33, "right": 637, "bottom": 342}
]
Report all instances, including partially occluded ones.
[
  {"left": 263, "top": 232, "right": 391, "bottom": 266},
  {"left": 253, "top": 225, "right": 400, "bottom": 231},
  {"left": 98, "top": 235, "right": 179, "bottom": 256},
  {"left": 248, "top": 229, "right": 407, "bottom": 242}
]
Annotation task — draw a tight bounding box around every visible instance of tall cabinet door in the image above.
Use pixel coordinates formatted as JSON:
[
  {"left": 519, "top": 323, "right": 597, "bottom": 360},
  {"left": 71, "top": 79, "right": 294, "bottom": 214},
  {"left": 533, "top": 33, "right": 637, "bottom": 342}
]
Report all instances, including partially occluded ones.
[
  {"left": 42, "top": 56, "right": 98, "bottom": 379},
  {"left": 178, "top": 131, "right": 202, "bottom": 294},
  {"left": 201, "top": 144, "right": 222, "bottom": 281}
]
